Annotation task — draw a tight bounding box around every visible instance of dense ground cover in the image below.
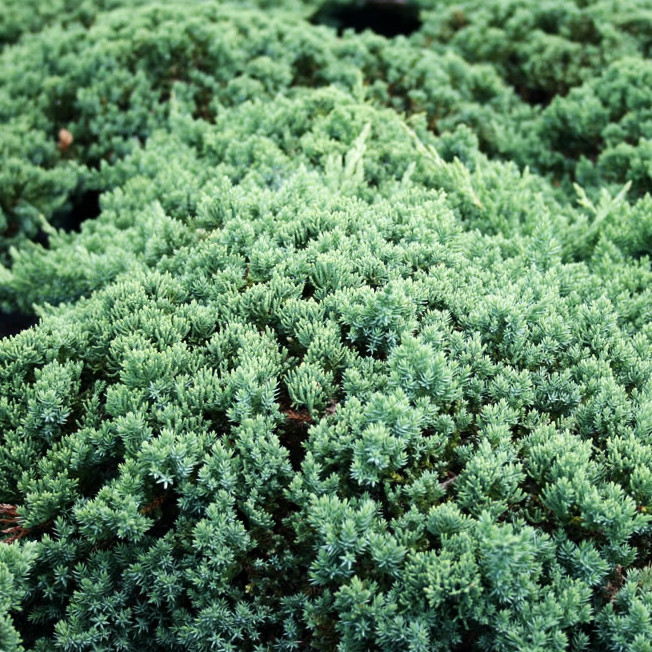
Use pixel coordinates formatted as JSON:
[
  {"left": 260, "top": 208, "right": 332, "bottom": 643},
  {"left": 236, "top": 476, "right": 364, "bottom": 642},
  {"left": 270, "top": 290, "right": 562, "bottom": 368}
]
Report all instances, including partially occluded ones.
[{"left": 1, "top": 1, "right": 652, "bottom": 649}]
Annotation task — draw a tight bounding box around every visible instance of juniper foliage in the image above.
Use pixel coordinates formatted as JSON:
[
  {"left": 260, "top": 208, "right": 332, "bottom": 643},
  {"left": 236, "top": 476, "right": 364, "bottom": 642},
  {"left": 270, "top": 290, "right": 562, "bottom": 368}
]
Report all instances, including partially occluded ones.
[{"left": 1, "top": 1, "right": 652, "bottom": 650}]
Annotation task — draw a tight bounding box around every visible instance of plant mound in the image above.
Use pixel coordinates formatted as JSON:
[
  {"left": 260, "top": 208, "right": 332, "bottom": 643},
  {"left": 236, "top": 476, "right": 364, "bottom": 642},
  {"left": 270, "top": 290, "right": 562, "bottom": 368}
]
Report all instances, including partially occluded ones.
[{"left": 1, "top": 1, "right": 652, "bottom": 650}]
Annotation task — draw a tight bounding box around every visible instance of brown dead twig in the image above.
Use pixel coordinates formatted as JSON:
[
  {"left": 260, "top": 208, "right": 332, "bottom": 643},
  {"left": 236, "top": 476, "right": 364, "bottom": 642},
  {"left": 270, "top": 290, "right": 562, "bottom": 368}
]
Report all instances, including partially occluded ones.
[
  {"left": 140, "top": 493, "right": 169, "bottom": 516},
  {"left": 284, "top": 400, "right": 341, "bottom": 423},
  {"left": 603, "top": 565, "right": 625, "bottom": 603},
  {"left": 1, "top": 504, "right": 53, "bottom": 544},
  {"left": 284, "top": 409, "right": 313, "bottom": 424},
  {"left": 439, "top": 474, "right": 458, "bottom": 493},
  {"left": 58, "top": 128, "right": 74, "bottom": 153},
  {"left": 1, "top": 504, "right": 29, "bottom": 544}
]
